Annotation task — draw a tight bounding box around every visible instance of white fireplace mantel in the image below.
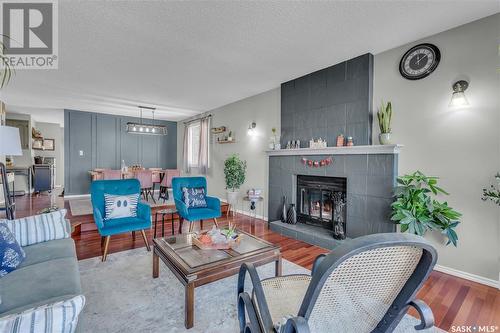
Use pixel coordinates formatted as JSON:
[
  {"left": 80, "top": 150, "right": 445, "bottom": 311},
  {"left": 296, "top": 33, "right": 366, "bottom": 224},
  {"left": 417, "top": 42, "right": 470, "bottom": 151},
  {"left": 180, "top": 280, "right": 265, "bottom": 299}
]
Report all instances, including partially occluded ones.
[{"left": 265, "top": 144, "right": 403, "bottom": 156}]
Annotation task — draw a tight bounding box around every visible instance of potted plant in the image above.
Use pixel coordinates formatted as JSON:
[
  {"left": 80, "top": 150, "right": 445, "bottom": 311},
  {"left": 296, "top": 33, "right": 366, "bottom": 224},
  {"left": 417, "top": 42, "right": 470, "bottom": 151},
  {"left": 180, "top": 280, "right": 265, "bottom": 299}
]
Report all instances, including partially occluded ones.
[
  {"left": 391, "top": 171, "right": 462, "bottom": 246},
  {"left": 224, "top": 154, "right": 247, "bottom": 205},
  {"left": 377, "top": 101, "right": 393, "bottom": 145},
  {"left": 482, "top": 172, "right": 500, "bottom": 205}
]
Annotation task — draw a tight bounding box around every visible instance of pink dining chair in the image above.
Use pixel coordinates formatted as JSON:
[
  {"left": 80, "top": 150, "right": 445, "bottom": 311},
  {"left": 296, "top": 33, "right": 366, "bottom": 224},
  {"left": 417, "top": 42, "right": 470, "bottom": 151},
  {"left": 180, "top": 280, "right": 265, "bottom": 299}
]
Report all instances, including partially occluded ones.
[
  {"left": 149, "top": 168, "right": 162, "bottom": 193},
  {"left": 158, "top": 169, "right": 180, "bottom": 202},
  {"left": 102, "top": 169, "right": 122, "bottom": 180},
  {"left": 134, "top": 169, "right": 155, "bottom": 203}
]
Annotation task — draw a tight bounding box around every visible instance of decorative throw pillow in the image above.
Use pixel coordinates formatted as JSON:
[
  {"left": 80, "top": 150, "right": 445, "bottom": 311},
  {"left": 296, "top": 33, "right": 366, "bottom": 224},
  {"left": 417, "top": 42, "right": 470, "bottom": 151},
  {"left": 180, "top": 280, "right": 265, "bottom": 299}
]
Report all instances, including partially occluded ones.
[
  {"left": 3, "top": 209, "right": 69, "bottom": 246},
  {"left": 104, "top": 193, "right": 139, "bottom": 220},
  {"left": 182, "top": 187, "right": 208, "bottom": 208},
  {"left": 0, "top": 222, "right": 26, "bottom": 277},
  {"left": 0, "top": 295, "right": 86, "bottom": 333}
]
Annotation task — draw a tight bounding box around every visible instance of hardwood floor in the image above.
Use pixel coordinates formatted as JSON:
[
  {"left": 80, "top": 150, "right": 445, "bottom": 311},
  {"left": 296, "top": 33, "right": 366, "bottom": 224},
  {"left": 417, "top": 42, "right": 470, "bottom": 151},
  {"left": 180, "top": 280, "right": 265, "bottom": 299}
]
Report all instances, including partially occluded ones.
[{"left": 7, "top": 193, "right": 500, "bottom": 331}]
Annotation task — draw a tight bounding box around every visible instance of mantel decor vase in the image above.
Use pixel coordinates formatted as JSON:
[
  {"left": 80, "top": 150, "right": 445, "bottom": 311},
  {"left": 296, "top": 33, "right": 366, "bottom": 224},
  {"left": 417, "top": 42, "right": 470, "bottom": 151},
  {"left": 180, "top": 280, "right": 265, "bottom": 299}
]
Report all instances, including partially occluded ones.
[
  {"left": 379, "top": 133, "right": 392, "bottom": 145},
  {"left": 286, "top": 203, "right": 297, "bottom": 224},
  {"left": 281, "top": 196, "right": 287, "bottom": 222}
]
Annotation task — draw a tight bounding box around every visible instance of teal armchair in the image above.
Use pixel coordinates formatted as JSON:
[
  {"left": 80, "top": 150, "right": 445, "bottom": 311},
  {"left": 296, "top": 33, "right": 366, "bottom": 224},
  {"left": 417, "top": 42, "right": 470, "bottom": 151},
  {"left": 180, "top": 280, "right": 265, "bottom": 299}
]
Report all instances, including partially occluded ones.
[
  {"left": 172, "top": 177, "right": 221, "bottom": 233},
  {"left": 91, "top": 179, "right": 151, "bottom": 261}
]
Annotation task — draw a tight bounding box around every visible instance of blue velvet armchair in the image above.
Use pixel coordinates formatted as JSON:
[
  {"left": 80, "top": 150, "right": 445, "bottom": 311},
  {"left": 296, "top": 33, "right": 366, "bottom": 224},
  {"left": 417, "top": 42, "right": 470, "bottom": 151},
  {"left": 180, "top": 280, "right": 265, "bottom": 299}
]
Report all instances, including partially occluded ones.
[
  {"left": 172, "top": 177, "right": 221, "bottom": 233},
  {"left": 91, "top": 179, "right": 151, "bottom": 261}
]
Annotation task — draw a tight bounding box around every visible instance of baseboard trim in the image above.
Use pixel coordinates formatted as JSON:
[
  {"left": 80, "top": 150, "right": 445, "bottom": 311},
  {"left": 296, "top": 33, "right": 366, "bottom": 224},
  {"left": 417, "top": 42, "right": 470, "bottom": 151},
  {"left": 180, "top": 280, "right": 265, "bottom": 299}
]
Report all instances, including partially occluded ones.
[
  {"left": 231, "top": 207, "right": 268, "bottom": 222},
  {"left": 218, "top": 197, "right": 268, "bottom": 222},
  {"left": 434, "top": 264, "right": 499, "bottom": 289},
  {"left": 64, "top": 194, "right": 90, "bottom": 199}
]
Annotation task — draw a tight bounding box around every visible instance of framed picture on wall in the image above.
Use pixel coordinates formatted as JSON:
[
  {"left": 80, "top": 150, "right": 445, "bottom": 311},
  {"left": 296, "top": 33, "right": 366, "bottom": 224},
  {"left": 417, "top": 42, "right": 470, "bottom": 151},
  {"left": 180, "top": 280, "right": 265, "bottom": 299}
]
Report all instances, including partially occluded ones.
[
  {"left": 32, "top": 138, "right": 43, "bottom": 150},
  {"left": 43, "top": 139, "right": 55, "bottom": 151}
]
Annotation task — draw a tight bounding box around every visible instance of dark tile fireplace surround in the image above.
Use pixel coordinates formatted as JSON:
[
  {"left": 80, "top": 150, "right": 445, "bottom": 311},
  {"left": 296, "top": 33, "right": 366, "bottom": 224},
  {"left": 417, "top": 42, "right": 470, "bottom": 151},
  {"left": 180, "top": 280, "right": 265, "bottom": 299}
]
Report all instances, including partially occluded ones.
[{"left": 268, "top": 53, "right": 398, "bottom": 250}]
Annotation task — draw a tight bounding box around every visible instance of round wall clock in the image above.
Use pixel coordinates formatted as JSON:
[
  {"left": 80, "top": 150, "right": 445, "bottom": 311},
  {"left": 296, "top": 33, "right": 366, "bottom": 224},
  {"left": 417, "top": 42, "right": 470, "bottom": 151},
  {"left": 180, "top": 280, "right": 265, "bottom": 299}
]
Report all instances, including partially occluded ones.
[{"left": 399, "top": 43, "right": 440, "bottom": 80}]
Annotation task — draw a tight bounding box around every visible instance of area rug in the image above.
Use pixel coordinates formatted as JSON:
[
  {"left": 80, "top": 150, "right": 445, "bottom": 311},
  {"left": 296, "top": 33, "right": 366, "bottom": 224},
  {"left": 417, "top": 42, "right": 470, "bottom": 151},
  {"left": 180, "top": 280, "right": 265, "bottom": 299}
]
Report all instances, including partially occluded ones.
[
  {"left": 68, "top": 194, "right": 172, "bottom": 216},
  {"left": 78, "top": 248, "right": 443, "bottom": 333}
]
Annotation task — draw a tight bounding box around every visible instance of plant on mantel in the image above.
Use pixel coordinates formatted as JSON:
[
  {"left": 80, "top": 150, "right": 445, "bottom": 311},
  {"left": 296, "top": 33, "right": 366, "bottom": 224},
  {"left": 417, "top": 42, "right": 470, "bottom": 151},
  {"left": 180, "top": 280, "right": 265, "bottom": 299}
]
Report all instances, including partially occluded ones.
[
  {"left": 391, "top": 171, "right": 462, "bottom": 246},
  {"left": 377, "top": 101, "right": 393, "bottom": 145},
  {"left": 482, "top": 172, "right": 500, "bottom": 206}
]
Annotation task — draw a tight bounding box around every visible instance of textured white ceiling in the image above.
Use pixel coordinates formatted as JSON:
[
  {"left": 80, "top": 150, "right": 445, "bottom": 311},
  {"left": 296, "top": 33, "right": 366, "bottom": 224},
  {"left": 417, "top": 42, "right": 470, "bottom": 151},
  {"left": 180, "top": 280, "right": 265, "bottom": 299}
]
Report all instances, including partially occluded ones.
[{"left": 2, "top": 1, "right": 497, "bottom": 121}]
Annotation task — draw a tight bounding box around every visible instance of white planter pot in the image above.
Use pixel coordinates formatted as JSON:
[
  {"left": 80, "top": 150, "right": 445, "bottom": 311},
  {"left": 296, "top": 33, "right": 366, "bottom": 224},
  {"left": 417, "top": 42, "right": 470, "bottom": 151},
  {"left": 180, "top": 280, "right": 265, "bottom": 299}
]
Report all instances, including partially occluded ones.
[
  {"left": 379, "top": 133, "right": 392, "bottom": 145},
  {"left": 226, "top": 190, "right": 239, "bottom": 205}
]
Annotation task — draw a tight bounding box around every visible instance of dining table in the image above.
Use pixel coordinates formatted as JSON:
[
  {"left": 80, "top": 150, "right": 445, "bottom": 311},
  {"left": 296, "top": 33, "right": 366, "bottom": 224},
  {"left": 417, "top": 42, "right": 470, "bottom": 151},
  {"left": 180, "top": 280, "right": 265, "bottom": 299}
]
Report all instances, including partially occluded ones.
[{"left": 89, "top": 169, "right": 165, "bottom": 181}]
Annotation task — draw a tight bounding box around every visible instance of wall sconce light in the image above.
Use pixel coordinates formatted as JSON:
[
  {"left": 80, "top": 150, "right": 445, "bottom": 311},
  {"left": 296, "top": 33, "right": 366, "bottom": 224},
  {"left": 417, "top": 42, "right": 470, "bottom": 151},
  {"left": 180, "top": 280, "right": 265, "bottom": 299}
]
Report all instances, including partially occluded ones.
[
  {"left": 449, "top": 80, "right": 469, "bottom": 107},
  {"left": 247, "top": 122, "right": 256, "bottom": 136}
]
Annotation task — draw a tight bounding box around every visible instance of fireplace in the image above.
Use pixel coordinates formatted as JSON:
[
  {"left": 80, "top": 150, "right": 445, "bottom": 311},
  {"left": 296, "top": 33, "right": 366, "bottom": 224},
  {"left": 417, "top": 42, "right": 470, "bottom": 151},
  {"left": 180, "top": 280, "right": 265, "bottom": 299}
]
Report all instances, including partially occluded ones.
[{"left": 296, "top": 175, "right": 347, "bottom": 239}]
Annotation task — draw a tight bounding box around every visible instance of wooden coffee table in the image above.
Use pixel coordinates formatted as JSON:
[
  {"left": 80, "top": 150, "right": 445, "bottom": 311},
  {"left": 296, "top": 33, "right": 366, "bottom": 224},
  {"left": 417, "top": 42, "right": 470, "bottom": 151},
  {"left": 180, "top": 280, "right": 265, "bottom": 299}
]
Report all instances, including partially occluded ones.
[{"left": 152, "top": 230, "right": 282, "bottom": 329}]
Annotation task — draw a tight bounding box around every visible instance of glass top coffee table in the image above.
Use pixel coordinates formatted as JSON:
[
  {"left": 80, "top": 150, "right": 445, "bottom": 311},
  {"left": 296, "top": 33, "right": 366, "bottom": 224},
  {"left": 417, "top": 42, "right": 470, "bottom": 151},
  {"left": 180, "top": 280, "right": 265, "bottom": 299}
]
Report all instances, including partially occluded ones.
[{"left": 152, "top": 229, "right": 282, "bottom": 329}]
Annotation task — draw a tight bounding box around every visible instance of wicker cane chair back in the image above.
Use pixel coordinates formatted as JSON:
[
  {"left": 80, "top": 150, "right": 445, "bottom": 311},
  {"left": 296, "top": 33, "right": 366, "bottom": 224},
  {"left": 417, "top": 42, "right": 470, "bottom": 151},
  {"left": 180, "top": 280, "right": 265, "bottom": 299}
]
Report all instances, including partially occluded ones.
[{"left": 307, "top": 246, "right": 422, "bottom": 332}]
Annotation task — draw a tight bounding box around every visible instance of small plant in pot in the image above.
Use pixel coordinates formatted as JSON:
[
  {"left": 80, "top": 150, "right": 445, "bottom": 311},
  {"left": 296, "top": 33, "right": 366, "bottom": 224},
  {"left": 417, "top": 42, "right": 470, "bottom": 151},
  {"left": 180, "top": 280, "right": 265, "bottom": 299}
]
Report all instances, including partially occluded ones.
[
  {"left": 224, "top": 154, "right": 247, "bottom": 205},
  {"left": 377, "top": 101, "right": 393, "bottom": 145},
  {"left": 391, "top": 171, "right": 462, "bottom": 246}
]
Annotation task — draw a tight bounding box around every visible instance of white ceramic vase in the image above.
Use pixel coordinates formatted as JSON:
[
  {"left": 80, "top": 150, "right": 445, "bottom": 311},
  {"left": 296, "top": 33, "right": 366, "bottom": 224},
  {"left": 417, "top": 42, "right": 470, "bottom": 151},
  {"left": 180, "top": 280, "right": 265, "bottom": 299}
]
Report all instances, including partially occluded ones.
[
  {"left": 379, "top": 133, "right": 392, "bottom": 145},
  {"left": 227, "top": 190, "right": 239, "bottom": 205}
]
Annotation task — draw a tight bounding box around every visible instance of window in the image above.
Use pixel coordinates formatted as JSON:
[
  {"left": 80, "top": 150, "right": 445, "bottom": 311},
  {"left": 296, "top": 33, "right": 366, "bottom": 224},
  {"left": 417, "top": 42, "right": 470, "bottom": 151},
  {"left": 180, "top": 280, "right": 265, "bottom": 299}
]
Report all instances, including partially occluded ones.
[{"left": 187, "top": 122, "right": 200, "bottom": 167}]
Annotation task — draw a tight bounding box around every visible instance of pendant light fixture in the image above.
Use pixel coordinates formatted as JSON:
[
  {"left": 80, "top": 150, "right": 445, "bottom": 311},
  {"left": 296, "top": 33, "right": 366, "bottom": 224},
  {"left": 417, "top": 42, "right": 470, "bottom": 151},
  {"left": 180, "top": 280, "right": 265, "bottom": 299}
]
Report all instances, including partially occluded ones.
[{"left": 126, "top": 106, "right": 167, "bottom": 135}]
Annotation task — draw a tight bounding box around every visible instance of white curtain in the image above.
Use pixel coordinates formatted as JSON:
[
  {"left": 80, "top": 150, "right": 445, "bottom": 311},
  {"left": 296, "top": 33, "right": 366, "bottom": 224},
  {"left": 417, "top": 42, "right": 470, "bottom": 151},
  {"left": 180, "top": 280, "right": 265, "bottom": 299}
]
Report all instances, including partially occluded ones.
[
  {"left": 198, "top": 116, "right": 210, "bottom": 175},
  {"left": 182, "top": 123, "right": 191, "bottom": 174}
]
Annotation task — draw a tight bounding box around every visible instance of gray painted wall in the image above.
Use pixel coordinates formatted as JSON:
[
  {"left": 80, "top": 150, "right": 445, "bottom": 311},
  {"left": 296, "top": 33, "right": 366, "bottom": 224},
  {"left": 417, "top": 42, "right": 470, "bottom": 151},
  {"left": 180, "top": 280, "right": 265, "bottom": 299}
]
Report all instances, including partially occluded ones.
[
  {"left": 281, "top": 53, "right": 373, "bottom": 147},
  {"left": 373, "top": 14, "right": 499, "bottom": 282},
  {"left": 64, "top": 109, "right": 177, "bottom": 195},
  {"left": 177, "top": 89, "right": 281, "bottom": 219}
]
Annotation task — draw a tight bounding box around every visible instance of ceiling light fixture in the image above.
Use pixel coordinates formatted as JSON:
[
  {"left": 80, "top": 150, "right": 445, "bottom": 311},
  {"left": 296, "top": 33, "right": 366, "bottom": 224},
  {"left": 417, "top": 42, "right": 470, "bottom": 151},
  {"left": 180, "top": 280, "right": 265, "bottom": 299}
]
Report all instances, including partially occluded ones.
[
  {"left": 126, "top": 106, "right": 167, "bottom": 135},
  {"left": 449, "top": 80, "right": 469, "bottom": 108}
]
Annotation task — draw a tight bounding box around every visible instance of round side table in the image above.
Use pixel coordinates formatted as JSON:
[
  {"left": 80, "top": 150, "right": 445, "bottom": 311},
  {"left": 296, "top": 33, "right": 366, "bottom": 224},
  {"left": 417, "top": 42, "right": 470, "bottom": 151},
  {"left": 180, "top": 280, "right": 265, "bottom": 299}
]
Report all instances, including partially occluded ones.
[{"left": 242, "top": 196, "right": 264, "bottom": 219}]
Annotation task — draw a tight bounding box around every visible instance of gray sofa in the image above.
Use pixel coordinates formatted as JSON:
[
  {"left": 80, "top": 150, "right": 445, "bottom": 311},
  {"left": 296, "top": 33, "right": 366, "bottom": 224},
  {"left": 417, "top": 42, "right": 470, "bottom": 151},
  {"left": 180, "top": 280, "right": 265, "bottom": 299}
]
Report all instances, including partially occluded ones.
[{"left": 0, "top": 220, "right": 83, "bottom": 324}]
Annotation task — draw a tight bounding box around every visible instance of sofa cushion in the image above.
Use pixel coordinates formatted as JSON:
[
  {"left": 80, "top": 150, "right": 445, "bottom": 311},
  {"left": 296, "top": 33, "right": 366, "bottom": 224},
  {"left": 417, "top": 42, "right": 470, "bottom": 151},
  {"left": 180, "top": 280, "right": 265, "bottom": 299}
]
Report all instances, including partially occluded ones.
[
  {"left": 20, "top": 238, "right": 76, "bottom": 268},
  {"left": 104, "top": 193, "right": 139, "bottom": 220},
  {"left": 0, "top": 257, "right": 81, "bottom": 315},
  {"left": 100, "top": 217, "right": 150, "bottom": 236},
  {"left": 0, "top": 295, "right": 85, "bottom": 333},
  {"left": 0, "top": 222, "right": 25, "bottom": 277},
  {"left": 2, "top": 209, "right": 69, "bottom": 246},
  {"left": 182, "top": 187, "right": 208, "bottom": 208}
]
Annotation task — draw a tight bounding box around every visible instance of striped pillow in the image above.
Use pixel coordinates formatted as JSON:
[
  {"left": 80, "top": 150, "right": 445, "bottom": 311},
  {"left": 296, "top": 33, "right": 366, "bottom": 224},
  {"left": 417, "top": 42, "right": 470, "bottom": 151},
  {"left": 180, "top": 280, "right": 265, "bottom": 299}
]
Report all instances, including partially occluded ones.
[
  {"left": 0, "top": 295, "right": 85, "bottom": 333},
  {"left": 104, "top": 193, "right": 139, "bottom": 220},
  {"left": 3, "top": 210, "right": 70, "bottom": 247}
]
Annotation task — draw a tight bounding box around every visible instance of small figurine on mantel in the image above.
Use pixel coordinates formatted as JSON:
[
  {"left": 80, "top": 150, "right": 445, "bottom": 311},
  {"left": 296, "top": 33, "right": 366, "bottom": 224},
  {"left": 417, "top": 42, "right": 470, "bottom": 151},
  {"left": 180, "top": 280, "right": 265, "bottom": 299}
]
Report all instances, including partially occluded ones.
[
  {"left": 286, "top": 140, "right": 300, "bottom": 149},
  {"left": 336, "top": 134, "right": 345, "bottom": 147},
  {"left": 309, "top": 138, "right": 327, "bottom": 149}
]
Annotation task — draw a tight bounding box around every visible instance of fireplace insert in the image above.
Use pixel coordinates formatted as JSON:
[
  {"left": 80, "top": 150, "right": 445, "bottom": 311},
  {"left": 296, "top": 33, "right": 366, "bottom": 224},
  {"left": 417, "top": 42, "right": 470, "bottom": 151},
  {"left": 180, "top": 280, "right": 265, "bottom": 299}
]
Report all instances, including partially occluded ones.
[{"left": 296, "top": 175, "right": 347, "bottom": 239}]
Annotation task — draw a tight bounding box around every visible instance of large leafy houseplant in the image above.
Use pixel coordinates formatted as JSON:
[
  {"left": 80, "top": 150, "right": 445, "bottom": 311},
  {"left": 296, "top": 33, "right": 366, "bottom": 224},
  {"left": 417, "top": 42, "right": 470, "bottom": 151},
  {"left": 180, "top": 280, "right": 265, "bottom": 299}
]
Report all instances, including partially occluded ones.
[
  {"left": 224, "top": 154, "right": 246, "bottom": 191},
  {"left": 391, "top": 171, "right": 462, "bottom": 246}
]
